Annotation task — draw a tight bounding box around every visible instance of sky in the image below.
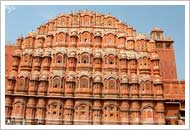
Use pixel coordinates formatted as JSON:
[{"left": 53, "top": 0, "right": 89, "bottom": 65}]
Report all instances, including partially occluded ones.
[{"left": 5, "top": 5, "right": 185, "bottom": 80}]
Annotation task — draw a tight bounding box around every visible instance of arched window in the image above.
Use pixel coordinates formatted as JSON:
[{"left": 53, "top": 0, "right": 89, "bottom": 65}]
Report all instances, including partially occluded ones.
[
  {"left": 48, "top": 102, "right": 62, "bottom": 119},
  {"left": 17, "top": 77, "right": 25, "bottom": 89},
  {"left": 59, "top": 33, "right": 65, "bottom": 42},
  {"left": 108, "top": 78, "right": 115, "bottom": 89},
  {"left": 13, "top": 102, "right": 25, "bottom": 117},
  {"left": 141, "top": 81, "right": 145, "bottom": 92},
  {"left": 108, "top": 20, "right": 112, "bottom": 26},
  {"left": 80, "top": 77, "right": 89, "bottom": 88},
  {"left": 83, "top": 16, "right": 90, "bottom": 26},
  {"left": 75, "top": 104, "right": 90, "bottom": 120},
  {"left": 53, "top": 77, "right": 61, "bottom": 88},
  {"left": 24, "top": 55, "right": 29, "bottom": 62},
  {"left": 108, "top": 55, "right": 114, "bottom": 65},
  {"left": 81, "top": 54, "right": 89, "bottom": 64},
  {"left": 143, "top": 107, "right": 154, "bottom": 122},
  {"left": 107, "top": 34, "right": 114, "bottom": 44},
  {"left": 145, "top": 81, "right": 152, "bottom": 93},
  {"left": 82, "top": 32, "right": 91, "bottom": 43},
  {"left": 56, "top": 54, "right": 63, "bottom": 64}
]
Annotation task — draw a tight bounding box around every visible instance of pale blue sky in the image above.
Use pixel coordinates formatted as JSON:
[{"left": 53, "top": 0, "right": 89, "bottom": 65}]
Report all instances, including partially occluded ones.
[{"left": 5, "top": 5, "right": 185, "bottom": 80}]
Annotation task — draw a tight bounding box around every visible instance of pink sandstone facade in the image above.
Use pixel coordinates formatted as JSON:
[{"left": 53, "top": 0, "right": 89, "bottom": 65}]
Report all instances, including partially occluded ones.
[{"left": 5, "top": 10, "right": 185, "bottom": 125}]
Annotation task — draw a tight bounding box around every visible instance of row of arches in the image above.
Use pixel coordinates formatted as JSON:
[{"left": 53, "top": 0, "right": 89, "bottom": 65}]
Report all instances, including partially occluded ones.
[
  {"left": 7, "top": 75, "right": 163, "bottom": 97},
  {"left": 5, "top": 97, "right": 165, "bottom": 125},
  {"left": 17, "top": 53, "right": 159, "bottom": 70},
  {"left": 17, "top": 31, "right": 155, "bottom": 52}
]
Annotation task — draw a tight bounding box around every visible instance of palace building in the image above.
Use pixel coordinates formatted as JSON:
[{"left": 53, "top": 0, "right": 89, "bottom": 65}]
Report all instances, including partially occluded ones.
[{"left": 5, "top": 10, "right": 185, "bottom": 125}]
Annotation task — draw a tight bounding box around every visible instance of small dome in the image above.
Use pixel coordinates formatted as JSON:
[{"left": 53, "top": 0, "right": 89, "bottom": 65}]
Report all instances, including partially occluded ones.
[
  {"left": 39, "top": 73, "right": 48, "bottom": 81},
  {"left": 128, "top": 53, "right": 136, "bottom": 60},
  {"left": 43, "top": 50, "right": 51, "bottom": 57},
  {"left": 95, "top": 31, "right": 102, "bottom": 37},
  {"left": 94, "top": 52, "right": 102, "bottom": 58},
  {"left": 27, "top": 31, "right": 37, "bottom": 38},
  {"left": 94, "top": 76, "right": 102, "bottom": 83},
  {"left": 71, "top": 31, "right": 77, "bottom": 37},
  {"left": 149, "top": 39, "right": 155, "bottom": 43},
  {"left": 152, "top": 27, "right": 163, "bottom": 32},
  {"left": 121, "top": 75, "right": 128, "bottom": 83},
  {"left": 120, "top": 52, "right": 127, "bottom": 59}
]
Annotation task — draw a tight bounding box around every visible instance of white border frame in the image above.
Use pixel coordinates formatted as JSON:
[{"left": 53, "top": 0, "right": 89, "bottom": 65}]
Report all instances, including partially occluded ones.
[{"left": 1, "top": 1, "right": 189, "bottom": 129}]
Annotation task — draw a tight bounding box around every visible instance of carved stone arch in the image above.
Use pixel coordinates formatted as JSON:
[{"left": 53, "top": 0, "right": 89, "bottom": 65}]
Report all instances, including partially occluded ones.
[
  {"left": 94, "top": 31, "right": 102, "bottom": 38},
  {"left": 81, "top": 52, "right": 90, "bottom": 64},
  {"left": 74, "top": 102, "right": 92, "bottom": 121},
  {"left": 82, "top": 15, "right": 91, "bottom": 26},
  {"left": 80, "top": 31, "right": 92, "bottom": 43},
  {"left": 70, "top": 31, "right": 78, "bottom": 37},
  {"left": 80, "top": 76, "right": 89, "bottom": 88},
  {"left": 107, "top": 54, "right": 115, "bottom": 65},
  {"left": 145, "top": 80, "right": 152, "bottom": 91},
  {"left": 140, "top": 81, "right": 146, "bottom": 92},
  {"left": 12, "top": 99, "right": 26, "bottom": 117},
  {"left": 55, "top": 53, "right": 64, "bottom": 64},
  {"left": 48, "top": 100, "right": 63, "bottom": 109},
  {"left": 141, "top": 105, "right": 154, "bottom": 123},
  {"left": 13, "top": 101, "right": 25, "bottom": 106},
  {"left": 106, "top": 17, "right": 114, "bottom": 26},
  {"left": 142, "top": 104, "right": 154, "bottom": 111},
  {"left": 107, "top": 77, "right": 116, "bottom": 89},
  {"left": 22, "top": 53, "right": 32, "bottom": 63},
  {"left": 103, "top": 32, "right": 115, "bottom": 37},
  {"left": 75, "top": 102, "right": 92, "bottom": 109},
  {"left": 105, "top": 33, "right": 115, "bottom": 44},
  {"left": 26, "top": 98, "right": 36, "bottom": 107},
  {"left": 52, "top": 76, "right": 61, "bottom": 88},
  {"left": 104, "top": 103, "right": 118, "bottom": 109},
  {"left": 57, "top": 31, "right": 68, "bottom": 42}
]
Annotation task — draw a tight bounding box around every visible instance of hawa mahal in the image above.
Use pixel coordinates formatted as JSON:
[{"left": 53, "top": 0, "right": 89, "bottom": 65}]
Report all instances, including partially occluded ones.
[{"left": 5, "top": 10, "right": 185, "bottom": 125}]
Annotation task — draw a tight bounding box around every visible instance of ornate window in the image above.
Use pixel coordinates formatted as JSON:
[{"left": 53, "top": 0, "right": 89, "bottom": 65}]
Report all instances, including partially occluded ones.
[
  {"left": 145, "top": 81, "right": 152, "bottom": 93},
  {"left": 59, "top": 33, "right": 65, "bottom": 42},
  {"left": 108, "top": 20, "right": 112, "bottom": 26},
  {"left": 13, "top": 102, "right": 25, "bottom": 117},
  {"left": 53, "top": 77, "right": 61, "bottom": 88},
  {"left": 17, "top": 77, "right": 25, "bottom": 90},
  {"left": 107, "top": 34, "right": 114, "bottom": 44},
  {"left": 75, "top": 104, "right": 90, "bottom": 120},
  {"left": 108, "top": 55, "right": 114, "bottom": 65},
  {"left": 143, "top": 107, "right": 154, "bottom": 122},
  {"left": 108, "top": 78, "right": 115, "bottom": 89},
  {"left": 80, "top": 77, "right": 88, "bottom": 88},
  {"left": 96, "top": 16, "right": 101, "bottom": 25},
  {"left": 56, "top": 54, "right": 63, "bottom": 64},
  {"left": 47, "top": 102, "right": 62, "bottom": 119},
  {"left": 83, "top": 16, "right": 90, "bottom": 26},
  {"left": 81, "top": 54, "right": 89, "bottom": 64},
  {"left": 103, "top": 105, "right": 118, "bottom": 122}
]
